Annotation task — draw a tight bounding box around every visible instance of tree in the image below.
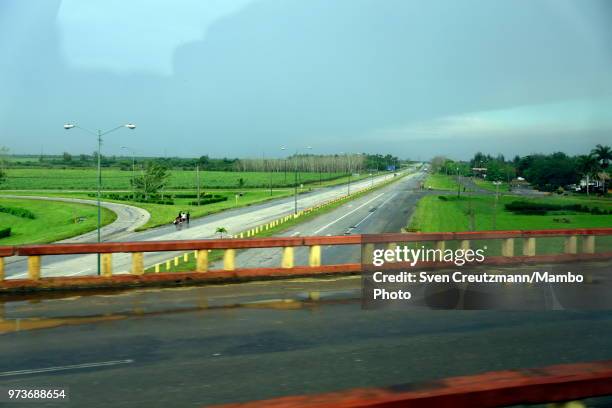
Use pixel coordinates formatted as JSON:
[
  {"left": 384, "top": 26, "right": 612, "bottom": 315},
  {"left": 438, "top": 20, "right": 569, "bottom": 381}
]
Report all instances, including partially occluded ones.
[
  {"left": 62, "top": 152, "right": 72, "bottom": 162},
  {"left": 592, "top": 144, "right": 611, "bottom": 195},
  {"left": 592, "top": 144, "right": 612, "bottom": 170},
  {"left": 215, "top": 227, "right": 228, "bottom": 239},
  {"left": 576, "top": 154, "right": 600, "bottom": 195},
  {"left": 0, "top": 146, "right": 8, "bottom": 186},
  {"left": 132, "top": 162, "right": 169, "bottom": 199}
]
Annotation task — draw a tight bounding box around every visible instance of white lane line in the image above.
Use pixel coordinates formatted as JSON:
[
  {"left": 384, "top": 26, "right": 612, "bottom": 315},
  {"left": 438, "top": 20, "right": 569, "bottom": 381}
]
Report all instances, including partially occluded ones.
[
  {"left": 312, "top": 193, "right": 385, "bottom": 235},
  {"left": 290, "top": 231, "right": 301, "bottom": 237},
  {"left": 352, "top": 192, "right": 397, "bottom": 230},
  {"left": 0, "top": 359, "right": 134, "bottom": 377}
]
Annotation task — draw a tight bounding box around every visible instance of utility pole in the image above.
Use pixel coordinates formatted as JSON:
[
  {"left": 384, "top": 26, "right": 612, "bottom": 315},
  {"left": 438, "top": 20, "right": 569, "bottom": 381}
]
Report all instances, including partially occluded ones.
[{"left": 196, "top": 165, "right": 200, "bottom": 206}]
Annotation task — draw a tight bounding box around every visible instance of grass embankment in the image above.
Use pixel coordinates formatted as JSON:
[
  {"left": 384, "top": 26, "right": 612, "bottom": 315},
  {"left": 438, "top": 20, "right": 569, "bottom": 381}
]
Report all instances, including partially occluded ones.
[
  {"left": 424, "top": 174, "right": 460, "bottom": 191},
  {"left": 408, "top": 194, "right": 612, "bottom": 255},
  {"left": 2, "top": 168, "right": 355, "bottom": 190},
  {"left": 0, "top": 198, "right": 116, "bottom": 245}
]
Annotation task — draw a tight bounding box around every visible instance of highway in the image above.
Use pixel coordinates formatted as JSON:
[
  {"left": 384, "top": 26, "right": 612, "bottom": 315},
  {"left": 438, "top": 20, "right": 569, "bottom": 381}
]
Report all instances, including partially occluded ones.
[
  {"left": 2, "top": 267, "right": 612, "bottom": 407},
  {"left": 3, "top": 169, "right": 416, "bottom": 279}
]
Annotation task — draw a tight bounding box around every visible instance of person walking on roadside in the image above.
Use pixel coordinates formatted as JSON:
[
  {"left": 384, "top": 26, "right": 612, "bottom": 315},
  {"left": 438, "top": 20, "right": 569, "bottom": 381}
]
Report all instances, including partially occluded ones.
[{"left": 186, "top": 211, "right": 190, "bottom": 224}]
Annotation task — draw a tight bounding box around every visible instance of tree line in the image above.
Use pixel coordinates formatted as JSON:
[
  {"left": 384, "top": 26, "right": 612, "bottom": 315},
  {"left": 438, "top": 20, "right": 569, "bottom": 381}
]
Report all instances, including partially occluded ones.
[{"left": 431, "top": 144, "right": 611, "bottom": 193}]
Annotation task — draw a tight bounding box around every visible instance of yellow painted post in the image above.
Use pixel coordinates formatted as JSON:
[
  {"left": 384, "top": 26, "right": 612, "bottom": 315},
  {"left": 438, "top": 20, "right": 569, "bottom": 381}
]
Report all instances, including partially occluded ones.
[
  {"left": 459, "top": 240, "right": 470, "bottom": 250},
  {"left": 309, "top": 245, "right": 321, "bottom": 267},
  {"left": 0, "top": 257, "right": 4, "bottom": 281},
  {"left": 247, "top": 230, "right": 251, "bottom": 238},
  {"left": 582, "top": 235, "right": 595, "bottom": 254},
  {"left": 523, "top": 237, "right": 536, "bottom": 256},
  {"left": 435, "top": 241, "right": 445, "bottom": 251},
  {"left": 154, "top": 263, "right": 160, "bottom": 273},
  {"left": 362, "top": 243, "right": 374, "bottom": 264},
  {"left": 183, "top": 252, "right": 189, "bottom": 262},
  {"left": 265, "top": 224, "right": 269, "bottom": 230},
  {"left": 309, "top": 291, "right": 320, "bottom": 301},
  {"left": 223, "top": 249, "right": 235, "bottom": 271},
  {"left": 131, "top": 252, "right": 144, "bottom": 275},
  {"left": 281, "top": 247, "right": 294, "bottom": 268},
  {"left": 101, "top": 253, "right": 113, "bottom": 277},
  {"left": 564, "top": 235, "right": 578, "bottom": 254},
  {"left": 28, "top": 255, "right": 41, "bottom": 280},
  {"left": 387, "top": 242, "right": 397, "bottom": 251},
  {"left": 240, "top": 232, "right": 244, "bottom": 238},
  {"left": 197, "top": 249, "right": 208, "bottom": 272},
  {"left": 165, "top": 260, "right": 171, "bottom": 270},
  {"left": 193, "top": 250, "right": 198, "bottom": 258},
  {"left": 501, "top": 238, "right": 515, "bottom": 257},
  {"left": 174, "top": 256, "right": 179, "bottom": 266}
]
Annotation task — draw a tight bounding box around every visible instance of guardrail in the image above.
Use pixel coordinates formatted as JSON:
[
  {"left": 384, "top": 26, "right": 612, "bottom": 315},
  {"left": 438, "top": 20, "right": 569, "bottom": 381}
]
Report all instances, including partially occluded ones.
[
  {"left": 0, "top": 228, "right": 610, "bottom": 292},
  {"left": 210, "top": 360, "right": 612, "bottom": 408}
]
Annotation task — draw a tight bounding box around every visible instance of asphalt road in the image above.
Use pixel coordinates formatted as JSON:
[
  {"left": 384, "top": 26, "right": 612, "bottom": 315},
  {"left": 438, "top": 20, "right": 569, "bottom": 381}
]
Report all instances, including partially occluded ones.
[
  {"left": 2, "top": 268, "right": 612, "bottom": 407},
  {"left": 0, "top": 195, "right": 151, "bottom": 243},
  {"left": 3, "top": 170, "right": 409, "bottom": 279}
]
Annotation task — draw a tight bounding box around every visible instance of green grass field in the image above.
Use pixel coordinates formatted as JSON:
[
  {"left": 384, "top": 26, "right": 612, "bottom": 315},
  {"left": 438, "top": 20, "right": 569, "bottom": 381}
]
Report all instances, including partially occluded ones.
[
  {"left": 473, "top": 179, "right": 510, "bottom": 192},
  {"left": 2, "top": 168, "right": 352, "bottom": 190},
  {"left": 424, "top": 174, "right": 460, "bottom": 191},
  {"left": 0, "top": 198, "right": 116, "bottom": 245},
  {"left": 408, "top": 194, "right": 612, "bottom": 255}
]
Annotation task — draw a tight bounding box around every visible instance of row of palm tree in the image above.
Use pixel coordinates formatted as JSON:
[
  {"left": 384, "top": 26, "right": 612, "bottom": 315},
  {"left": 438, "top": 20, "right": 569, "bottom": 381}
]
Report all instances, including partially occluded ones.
[{"left": 577, "top": 144, "right": 611, "bottom": 195}]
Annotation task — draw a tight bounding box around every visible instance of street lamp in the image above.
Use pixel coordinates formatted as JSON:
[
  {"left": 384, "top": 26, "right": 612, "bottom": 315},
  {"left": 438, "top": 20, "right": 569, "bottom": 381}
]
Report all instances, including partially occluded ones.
[
  {"left": 121, "top": 146, "right": 136, "bottom": 201},
  {"left": 64, "top": 123, "right": 136, "bottom": 275},
  {"left": 281, "top": 145, "right": 311, "bottom": 214}
]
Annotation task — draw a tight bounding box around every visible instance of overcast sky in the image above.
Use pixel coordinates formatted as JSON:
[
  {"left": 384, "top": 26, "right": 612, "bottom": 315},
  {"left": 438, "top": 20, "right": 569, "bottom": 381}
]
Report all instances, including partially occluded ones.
[{"left": 1, "top": 0, "right": 611, "bottom": 160}]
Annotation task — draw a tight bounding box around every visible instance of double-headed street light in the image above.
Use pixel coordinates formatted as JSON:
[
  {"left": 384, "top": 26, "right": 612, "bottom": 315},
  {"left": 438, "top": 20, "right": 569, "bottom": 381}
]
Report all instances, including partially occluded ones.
[{"left": 64, "top": 123, "right": 136, "bottom": 275}]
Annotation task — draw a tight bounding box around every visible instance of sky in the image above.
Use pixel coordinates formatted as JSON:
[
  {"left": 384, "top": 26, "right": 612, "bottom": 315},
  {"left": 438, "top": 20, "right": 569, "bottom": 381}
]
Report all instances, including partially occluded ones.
[{"left": 0, "top": 0, "right": 611, "bottom": 160}]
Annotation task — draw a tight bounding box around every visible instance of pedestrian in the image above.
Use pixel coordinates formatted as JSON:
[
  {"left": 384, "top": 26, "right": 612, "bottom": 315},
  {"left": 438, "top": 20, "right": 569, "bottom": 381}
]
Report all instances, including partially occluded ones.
[{"left": 186, "top": 211, "right": 190, "bottom": 224}]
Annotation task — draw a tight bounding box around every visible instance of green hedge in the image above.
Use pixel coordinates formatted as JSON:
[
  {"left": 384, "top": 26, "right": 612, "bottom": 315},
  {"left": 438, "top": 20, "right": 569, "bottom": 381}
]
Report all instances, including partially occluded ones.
[
  {"left": 505, "top": 201, "right": 612, "bottom": 215},
  {"left": 0, "top": 227, "right": 11, "bottom": 238},
  {"left": 188, "top": 196, "right": 228, "bottom": 206},
  {"left": 0, "top": 205, "right": 36, "bottom": 219}
]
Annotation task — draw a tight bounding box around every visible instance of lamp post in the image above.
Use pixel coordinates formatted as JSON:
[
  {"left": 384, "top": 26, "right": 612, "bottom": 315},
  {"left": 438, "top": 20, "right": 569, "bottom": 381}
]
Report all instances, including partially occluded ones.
[
  {"left": 281, "top": 145, "right": 311, "bottom": 214},
  {"left": 64, "top": 123, "right": 136, "bottom": 275},
  {"left": 121, "top": 146, "right": 136, "bottom": 201}
]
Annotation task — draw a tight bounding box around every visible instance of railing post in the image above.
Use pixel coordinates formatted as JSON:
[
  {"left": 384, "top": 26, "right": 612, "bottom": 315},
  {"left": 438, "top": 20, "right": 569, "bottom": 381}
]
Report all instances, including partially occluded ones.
[
  {"left": 501, "top": 238, "right": 514, "bottom": 257},
  {"left": 582, "top": 235, "right": 595, "bottom": 254},
  {"left": 282, "top": 247, "right": 294, "bottom": 269},
  {"left": 0, "top": 257, "right": 4, "bottom": 281},
  {"left": 131, "top": 252, "right": 144, "bottom": 275},
  {"left": 459, "top": 240, "right": 470, "bottom": 250},
  {"left": 564, "top": 235, "right": 578, "bottom": 254},
  {"left": 101, "top": 253, "right": 113, "bottom": 277},
  {"left": 523, "top": 237, "right": 536, "bottom": 256},
  {"left": 28, "top": 256, "right": 41, "bottom": 280},
  {"left": 387, "top": 242, "right": 397, "bottom": 251},
  {"left": 362, "top": 243, "right": 374, "bottom": 265},
  {"left": 197, "top": 249, "right": 208, "bottom": 272},
  {"left": 223, "top": 249, "right": 235, "bottom": 271},
  {"left": 435, "top": 241, "right": 445, "bottom": 251},
  {"left": 309, "top": 245, "right": 321, "bottom": 267}
]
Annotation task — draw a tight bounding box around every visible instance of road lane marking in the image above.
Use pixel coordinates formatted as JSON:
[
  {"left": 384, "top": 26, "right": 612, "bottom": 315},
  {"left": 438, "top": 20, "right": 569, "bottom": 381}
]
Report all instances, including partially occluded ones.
[
  {"left": 312, "top": 193, "right": 385, "bottom": 234},
  {"left": 0, "top": 359, "right": 134, "bottom": 377},
  {"left": 352, "top": 193, "right": 397, "bottom": 230},
  {"left": 290, "top": 231, "right": 301, "bottom": 237}
]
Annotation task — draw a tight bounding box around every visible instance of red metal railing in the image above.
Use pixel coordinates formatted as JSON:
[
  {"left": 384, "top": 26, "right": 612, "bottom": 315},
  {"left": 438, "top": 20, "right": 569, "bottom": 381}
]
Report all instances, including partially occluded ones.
[
  {"left": 210, "top": 360, "right": 612, "bottom": 408},
  {"left": 0, "top": 228, "right": 610, "bottom": 292}
]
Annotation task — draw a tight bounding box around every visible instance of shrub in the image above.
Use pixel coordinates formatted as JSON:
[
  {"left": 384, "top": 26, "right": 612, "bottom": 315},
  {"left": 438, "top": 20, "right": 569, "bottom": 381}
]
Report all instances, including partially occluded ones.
[
  {"left": 0, "top": 227, "right": 10, "bottom": 238},
  {"left": 0, "top": 205, "right": 36, "bottom": 219}
]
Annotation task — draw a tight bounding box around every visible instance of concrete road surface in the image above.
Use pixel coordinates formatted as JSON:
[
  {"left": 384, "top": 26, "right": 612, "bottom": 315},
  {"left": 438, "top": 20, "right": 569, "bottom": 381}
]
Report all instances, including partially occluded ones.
[
  {"left": 3, "top": 170, "right": 414, "bottom": 279},
  {"left": 1, "top": 267, "right": 612, "bottom": 407}
]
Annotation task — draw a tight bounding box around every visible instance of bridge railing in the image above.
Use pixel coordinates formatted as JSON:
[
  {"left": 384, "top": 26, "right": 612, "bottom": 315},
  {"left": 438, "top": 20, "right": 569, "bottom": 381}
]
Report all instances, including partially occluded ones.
[
  {"left": 210, "top": 360, "right": 612, "bottom": 408},
  {"left": 0, "top": 228, "right": 610, "bottom": 287}
]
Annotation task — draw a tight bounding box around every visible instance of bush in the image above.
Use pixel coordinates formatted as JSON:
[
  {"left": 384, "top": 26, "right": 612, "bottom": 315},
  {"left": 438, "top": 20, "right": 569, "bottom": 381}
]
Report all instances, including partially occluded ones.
[
  {"left": 505, "top": 200, "right": 611, "bottom": 215},
  {"left": 0, "top": 205, "right": 36, "bottom": 219},
  {"left": 189, "top": 196, "right": 228, "bottom": 206},
  {"left": 0, "top": 227, "right": 10, "bottom": 238}
]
